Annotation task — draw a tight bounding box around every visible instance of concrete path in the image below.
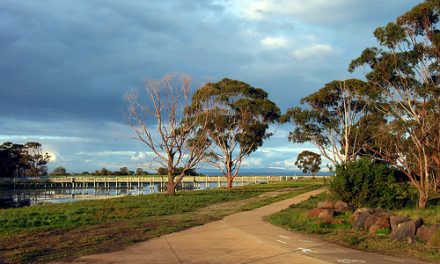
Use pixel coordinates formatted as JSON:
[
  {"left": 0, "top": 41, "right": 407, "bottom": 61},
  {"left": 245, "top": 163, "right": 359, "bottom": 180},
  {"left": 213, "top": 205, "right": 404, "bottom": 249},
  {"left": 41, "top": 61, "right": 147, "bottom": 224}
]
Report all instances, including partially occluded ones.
[{"left": 64, "top": 189, "right": 425, "bottom": 264}]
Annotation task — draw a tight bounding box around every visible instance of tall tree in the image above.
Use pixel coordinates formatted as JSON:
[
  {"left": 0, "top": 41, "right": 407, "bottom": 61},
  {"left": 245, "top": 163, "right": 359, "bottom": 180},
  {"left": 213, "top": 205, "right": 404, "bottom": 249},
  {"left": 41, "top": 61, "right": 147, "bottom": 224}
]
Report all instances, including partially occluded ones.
[
  {"left": 21, "top": 142, "right": 51, "bottom": 177},
  {"left": 0, "top": 142, "right": 24, "bottom": 178},
  {"left": 295, "top": 151, "right": 321, "bottom": 179},
  {"left": 349, "top": 0, "right": 439, "bottom": 208},
  {"left": 125, "top": 74, "right": 210, "bottom": 194},
  {"left": 190, "top": 78, "right": 280, "bottom": 188},
  {"left": 282, "top": 79, "right": 375, "bottom": 166}
]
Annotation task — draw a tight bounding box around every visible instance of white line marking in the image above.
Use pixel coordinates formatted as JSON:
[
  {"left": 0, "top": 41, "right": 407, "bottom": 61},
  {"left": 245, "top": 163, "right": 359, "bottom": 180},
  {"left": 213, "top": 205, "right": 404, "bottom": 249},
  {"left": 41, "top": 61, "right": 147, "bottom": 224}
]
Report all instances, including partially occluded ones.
[
  {"left": 298, "top": 239, "right": 312, "bottom": 243},
  {"left": 276, "top": 240, "right": 287, "bottom": 244},
  {"left": 336, "top": 259, "right": 366, "bottom": 263},
  {"left": 384, "top": 257, "right": 405, "bottom": 263},
  {"left": 278, "top": 235, "right": 290, "bottom": 239},
  {"left": 296, "top": 247, "right": 316, "bottom": 253}
]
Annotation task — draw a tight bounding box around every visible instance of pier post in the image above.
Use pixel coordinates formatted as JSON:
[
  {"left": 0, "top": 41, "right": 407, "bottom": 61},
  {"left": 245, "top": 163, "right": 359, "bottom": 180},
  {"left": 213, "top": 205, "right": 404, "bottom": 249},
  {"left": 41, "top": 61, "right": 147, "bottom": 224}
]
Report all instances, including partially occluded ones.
[
  {"left": 254, "top": 176, "right": 257, "bottom": 184},
  {"left": 241, "top": 176, "right": 244, "bottom": 186},
  {"left": 218, "top": 176, "right": 220, "bottom": 187},
  {"left": 116, "top": 177, "right": 118, "bottom": 189}
]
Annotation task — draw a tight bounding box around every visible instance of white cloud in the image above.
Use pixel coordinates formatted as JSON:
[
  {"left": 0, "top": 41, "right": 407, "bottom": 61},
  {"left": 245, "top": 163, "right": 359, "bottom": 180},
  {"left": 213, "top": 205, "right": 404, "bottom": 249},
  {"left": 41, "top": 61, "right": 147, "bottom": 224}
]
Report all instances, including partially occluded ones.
[
  {"left": 291, "top": 44, "right": 334, "bottom": 60},
  {"left": 261, "top": 36, "right": 288, "bottom": 48},
  {"left": 130, "top": 151, "right": 156, "bottom": 161},
  {"left": 241, "top": 157, "right": 263, "bottom": 168},
  {"left": 230, "top": 0, "right": 369, "bottom": 25},
  {"left": 75, "top": 151, "right": 136, "bottom": 156}
]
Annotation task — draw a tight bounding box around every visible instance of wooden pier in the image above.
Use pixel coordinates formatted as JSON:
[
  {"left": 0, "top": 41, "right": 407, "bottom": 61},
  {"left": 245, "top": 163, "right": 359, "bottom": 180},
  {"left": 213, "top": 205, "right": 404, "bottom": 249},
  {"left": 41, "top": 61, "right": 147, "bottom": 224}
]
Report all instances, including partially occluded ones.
[{"left": 1, "top": 175, "right": 321, "bottom": 189}]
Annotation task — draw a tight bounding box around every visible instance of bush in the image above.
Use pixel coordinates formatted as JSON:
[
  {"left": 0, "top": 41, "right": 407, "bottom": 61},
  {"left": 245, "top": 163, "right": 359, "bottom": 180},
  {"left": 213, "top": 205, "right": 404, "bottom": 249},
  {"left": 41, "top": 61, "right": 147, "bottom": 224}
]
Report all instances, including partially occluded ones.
[{"left": 329, "top": 158, "right": 413, "bottom": 209}]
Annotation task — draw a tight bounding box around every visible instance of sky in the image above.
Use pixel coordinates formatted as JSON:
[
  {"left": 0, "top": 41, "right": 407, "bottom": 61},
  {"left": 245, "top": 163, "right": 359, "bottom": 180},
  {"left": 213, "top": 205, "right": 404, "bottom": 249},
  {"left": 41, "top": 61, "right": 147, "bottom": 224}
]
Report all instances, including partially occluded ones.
[{"left": 0, "top": 0, "right": 423, "bottom": 173}]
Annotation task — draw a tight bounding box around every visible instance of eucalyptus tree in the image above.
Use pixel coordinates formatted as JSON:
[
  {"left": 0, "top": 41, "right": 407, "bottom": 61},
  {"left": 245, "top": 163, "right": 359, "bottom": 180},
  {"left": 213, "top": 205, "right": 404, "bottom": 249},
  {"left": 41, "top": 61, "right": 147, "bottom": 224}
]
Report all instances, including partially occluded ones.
[
  {"left": 21, "top": 142, "right": 51, "bottom": 177},
  {"left": 282, "top": 79, "right": 375, "bottom": 166},
  {"left": 349, "top": 0, "right": 439, "bottom": 208},
  {"left": 190, "top": 78, "right": 280, "bottom": 188},
  {"left": 125, "top": 74, "right": 210, "bottom": 195},
  {"left": 295, "top": 150, "right": 321, "bottom": 179}
]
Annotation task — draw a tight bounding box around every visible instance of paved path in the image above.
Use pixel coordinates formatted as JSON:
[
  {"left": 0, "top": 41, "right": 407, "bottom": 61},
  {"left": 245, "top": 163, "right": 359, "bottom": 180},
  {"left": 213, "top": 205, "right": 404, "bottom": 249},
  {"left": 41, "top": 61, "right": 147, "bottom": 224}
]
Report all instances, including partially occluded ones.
[{"left": 64, "top": 189, "right": 425, "bottom": 264}]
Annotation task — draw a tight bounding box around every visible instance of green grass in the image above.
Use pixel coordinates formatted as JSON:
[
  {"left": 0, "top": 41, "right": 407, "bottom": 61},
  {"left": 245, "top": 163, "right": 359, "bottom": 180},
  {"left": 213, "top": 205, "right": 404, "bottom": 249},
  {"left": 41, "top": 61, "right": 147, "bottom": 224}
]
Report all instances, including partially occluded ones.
[
  {"left": 0, "top": 179, "right": 323, "bottom": 263},
  {"left": 268, "top": 192, "right": 440, "bottom": 262}
]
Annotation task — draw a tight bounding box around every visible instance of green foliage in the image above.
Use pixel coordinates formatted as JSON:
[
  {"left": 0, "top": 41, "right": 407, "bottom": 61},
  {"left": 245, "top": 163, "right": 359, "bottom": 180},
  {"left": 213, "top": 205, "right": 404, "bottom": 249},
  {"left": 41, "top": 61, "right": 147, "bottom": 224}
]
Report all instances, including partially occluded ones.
[
  {"left": 156, "top": 167, "right": 199, "bottom": 176},
  {"left": 295, "top": 150, "right": 321, "bottom": 177},
  {"left": 348, "top": 0, "right": 440, "bottom": 208},
  {"left": 51, "top": 166, "right": 67, "bottom": 176},
  {"left": 190, "top": 78, "right": 280, "bottom": 179},
  {"left": 329, "top": 158, "right": 413, "bottom": 209},
  {"left": 0, "top": 141, "right": 50, "bottom": 177},
  {"left": 282, "top": 79, "right": 377, "bottom": 165}
]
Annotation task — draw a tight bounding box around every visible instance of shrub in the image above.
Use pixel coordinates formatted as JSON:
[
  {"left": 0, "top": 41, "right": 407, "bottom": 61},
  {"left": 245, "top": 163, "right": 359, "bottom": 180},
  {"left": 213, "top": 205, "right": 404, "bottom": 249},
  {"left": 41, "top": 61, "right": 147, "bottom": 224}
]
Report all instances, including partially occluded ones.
[{"left": 329, "top": 158, "right": 413, "bottom": 209}]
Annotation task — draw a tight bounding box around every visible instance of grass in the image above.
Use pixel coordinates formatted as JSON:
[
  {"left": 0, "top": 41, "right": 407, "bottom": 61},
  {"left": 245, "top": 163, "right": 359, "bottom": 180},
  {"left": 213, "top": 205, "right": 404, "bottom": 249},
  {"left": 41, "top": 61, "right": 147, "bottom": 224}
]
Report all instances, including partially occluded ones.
[
  {"left": 268, "top": 192, "right": 440, "bottom": 262},
  {"left": 0, "top": 179, "right": 323, "bottom": 263}
]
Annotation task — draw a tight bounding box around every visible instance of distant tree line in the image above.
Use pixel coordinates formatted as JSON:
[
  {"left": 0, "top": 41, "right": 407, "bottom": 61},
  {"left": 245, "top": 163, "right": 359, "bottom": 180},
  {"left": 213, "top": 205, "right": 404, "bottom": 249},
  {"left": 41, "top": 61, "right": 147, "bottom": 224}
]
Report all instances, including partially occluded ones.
[
  {"left": 0, "top": 142, "right": 50, "bottom": 177},
  {"left": 50, "top": 166, "right": 201, "bottom": 177}
]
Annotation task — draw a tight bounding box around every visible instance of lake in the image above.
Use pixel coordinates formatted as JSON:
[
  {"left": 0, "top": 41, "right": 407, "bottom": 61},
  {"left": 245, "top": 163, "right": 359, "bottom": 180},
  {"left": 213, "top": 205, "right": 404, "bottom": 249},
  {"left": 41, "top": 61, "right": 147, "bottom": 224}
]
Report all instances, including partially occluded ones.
[{"left": 0, "top": 181, "right": 249, "bottom": 208}]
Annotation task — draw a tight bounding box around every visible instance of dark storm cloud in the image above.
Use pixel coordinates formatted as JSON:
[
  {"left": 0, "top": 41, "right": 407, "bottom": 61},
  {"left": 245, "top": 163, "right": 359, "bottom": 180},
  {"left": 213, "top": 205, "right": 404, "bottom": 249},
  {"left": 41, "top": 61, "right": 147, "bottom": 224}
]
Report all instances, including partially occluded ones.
[
  {"left": 0, "top": 0, "right": 424, "bottom": 171},
  {"left": 0, "top": 0, "right": 253, "bottom": 122}
]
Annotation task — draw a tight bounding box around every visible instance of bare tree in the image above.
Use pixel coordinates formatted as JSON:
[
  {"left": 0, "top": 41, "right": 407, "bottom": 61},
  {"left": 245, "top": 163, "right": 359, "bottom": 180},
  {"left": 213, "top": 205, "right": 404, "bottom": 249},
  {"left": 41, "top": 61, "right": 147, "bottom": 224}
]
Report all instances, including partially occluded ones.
[{"left": 124, "top": 74, "right": 209, "bottom": 194}]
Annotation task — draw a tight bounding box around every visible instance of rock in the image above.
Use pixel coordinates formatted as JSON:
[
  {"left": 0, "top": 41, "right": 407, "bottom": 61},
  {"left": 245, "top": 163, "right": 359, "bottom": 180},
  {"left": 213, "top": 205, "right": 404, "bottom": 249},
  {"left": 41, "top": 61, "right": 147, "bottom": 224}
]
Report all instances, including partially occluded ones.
[
  {"left": 417, "top": 224, "right": 440, "bottom": 243},
  {"left": 390, "top": 218, "right": 423, "bottom": 242},
  {"left": 364, "top": 215, "right": 379, "bottom": 231},
  {"left": 372, "top": 208, "right": 393, "bottom": 218},
  {"left": 390, "top": 216, "right": 410, "bottom": 232},
  {"left": 426, "top": 228, "right": 440, "bottom": 248},
  {"left": 368, "top": 216, "right": 391, "bottom": 236},
  {"left": 317, "top": 200, "right": 334, "bottom": 209},
  {"left": 334, "top": 200, "right": 350, "bottom": 213},
  {"left": 304, "top": 208, "right": 324, "bottom": 218},
  {"left": 318, "top": 209, "right": 335, "bottom": 223},
  {"left": 349, "top": 208, "right": 371, "bottom": 224},
  {"left": 352, "top": 211, "right": 372, "bottom": 229}
]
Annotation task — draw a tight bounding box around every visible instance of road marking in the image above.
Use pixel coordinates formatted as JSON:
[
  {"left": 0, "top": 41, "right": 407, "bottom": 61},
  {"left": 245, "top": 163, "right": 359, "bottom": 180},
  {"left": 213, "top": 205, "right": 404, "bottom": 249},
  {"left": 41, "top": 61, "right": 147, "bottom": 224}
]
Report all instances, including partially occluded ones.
[
  {"left": 384, "top": 257, "right": 405, "bottom": 263},
  {"left": 276, "top": 240, "right": 287, "bottom": 244},
  {"left": 298, "top": 239, "right": 312, "bottom": 243},
  {"left": 336, "top": 259, "right": 366, "bottom": 263},
  {"left": 278, "top": 235, "right": 290, "bottom": 239},
  {"left": 296, "top": 247, "right": 315, "bottom": 253}
]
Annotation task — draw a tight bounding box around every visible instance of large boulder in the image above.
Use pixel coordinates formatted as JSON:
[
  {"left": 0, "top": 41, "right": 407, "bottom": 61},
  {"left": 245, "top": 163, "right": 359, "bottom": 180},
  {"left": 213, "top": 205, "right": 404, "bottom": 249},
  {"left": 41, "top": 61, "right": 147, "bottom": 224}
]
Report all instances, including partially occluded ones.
[
  {"left": 417, "top": 224, "right": 440, "bottom": 243},
  {"left": 304, "top": 208, "right": 324, "bottom": 218},
  {"left": 318, "top": 209, "right": 335, "bottom": 223},
  {"left": 364, "top": 215, "right": 379, "bottom": 231},
  {"left": 351, "top": 210, "right": 373, "bottom": 229},
  {"left": 426, "top": 228, "right": 440, "bottom": 248},
  {"left": 334, "top": 200, "right": 350, "bottom": 213},
  {"left": 368, "top": 216, "right": 391, "bottom": 236},
  {"left": 317, "top": 200, "right": 334, "bottom": 209},
  {"left": 390, "top": 216, "right": 410, "bottom": 232},
  {"left": 390, "top": 218, "right": 423, "bottom": 242}
]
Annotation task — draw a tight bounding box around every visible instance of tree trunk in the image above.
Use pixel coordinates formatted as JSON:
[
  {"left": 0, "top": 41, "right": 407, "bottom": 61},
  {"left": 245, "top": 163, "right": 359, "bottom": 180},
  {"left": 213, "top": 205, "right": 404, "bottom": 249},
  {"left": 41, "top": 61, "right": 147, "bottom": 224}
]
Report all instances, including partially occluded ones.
[
  {"left": 418, "top": 189, "right": 427, "bottom": 209},
  {"left": 227, "top": 176, "right": 233, "bottom": 189},
  {"left": 167, "top": 172, "right": 176, "bottom": 195}
]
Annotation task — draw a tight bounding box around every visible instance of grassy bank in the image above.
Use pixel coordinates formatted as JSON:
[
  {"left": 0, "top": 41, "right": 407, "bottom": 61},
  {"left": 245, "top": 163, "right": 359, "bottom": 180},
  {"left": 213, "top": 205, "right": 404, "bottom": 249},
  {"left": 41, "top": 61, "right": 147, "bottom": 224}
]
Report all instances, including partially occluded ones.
[
  {"left": 0, "top": 179, "right": 322, "bottom": 263},
  {"left": 268, "top": 193, "right": 440, "bottom": 262}
]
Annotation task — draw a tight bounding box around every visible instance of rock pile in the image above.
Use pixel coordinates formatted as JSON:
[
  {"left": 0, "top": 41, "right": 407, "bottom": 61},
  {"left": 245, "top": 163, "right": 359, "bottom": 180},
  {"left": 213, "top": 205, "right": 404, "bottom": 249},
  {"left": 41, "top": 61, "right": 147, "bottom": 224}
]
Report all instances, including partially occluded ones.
[{"left": 304, "top": 200, "right": 440, "bottom": 248}]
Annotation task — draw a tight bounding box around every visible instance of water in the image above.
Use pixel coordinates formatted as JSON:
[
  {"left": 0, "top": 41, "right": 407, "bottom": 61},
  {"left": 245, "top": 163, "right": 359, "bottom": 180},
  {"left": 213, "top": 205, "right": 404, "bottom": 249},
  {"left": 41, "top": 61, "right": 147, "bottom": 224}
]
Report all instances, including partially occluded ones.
[{"left": 0, "top": 181, "right": 250, "bottom": 208}]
